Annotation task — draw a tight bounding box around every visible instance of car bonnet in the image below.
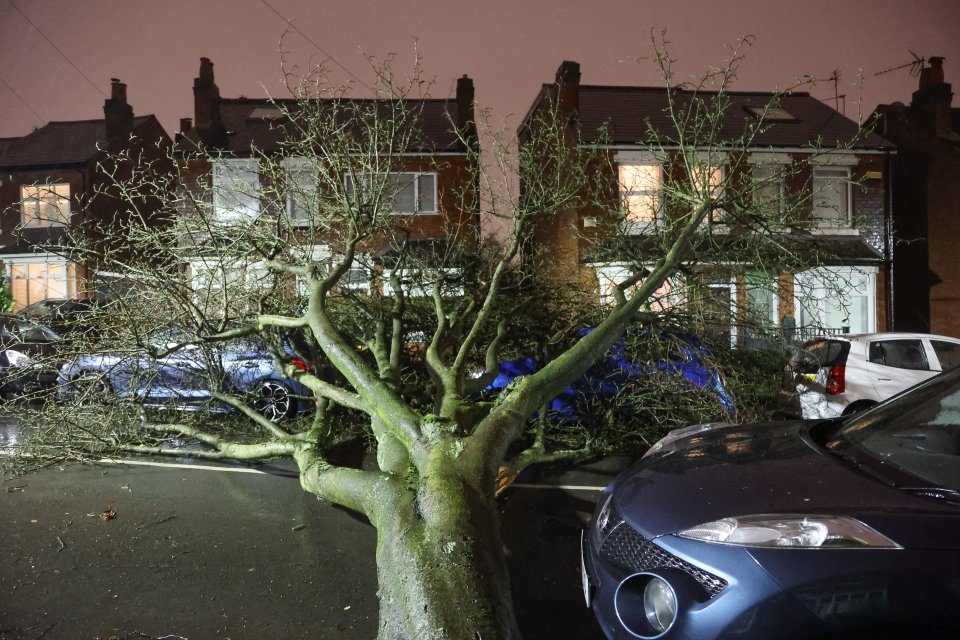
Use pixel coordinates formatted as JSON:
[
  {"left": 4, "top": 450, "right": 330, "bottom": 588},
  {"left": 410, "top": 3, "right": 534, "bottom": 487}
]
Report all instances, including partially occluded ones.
[{"left": 611, "top": 421, "right": 959, "bottom": 542}]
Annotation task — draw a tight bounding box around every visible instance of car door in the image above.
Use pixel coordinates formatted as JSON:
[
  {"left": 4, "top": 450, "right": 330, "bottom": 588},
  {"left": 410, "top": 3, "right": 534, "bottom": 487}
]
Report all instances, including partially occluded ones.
[
  {"left": 864, "top": 338, "right": 938, "bottom": 401},
  {"left": 926, "top": 337, "right": 960, "bottom": 372}
]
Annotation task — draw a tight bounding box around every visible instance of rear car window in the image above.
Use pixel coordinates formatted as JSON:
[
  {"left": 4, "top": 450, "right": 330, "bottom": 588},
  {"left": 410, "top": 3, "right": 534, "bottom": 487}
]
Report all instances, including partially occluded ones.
[
  {"left": 868, "top": 339, "right": 929, "bottom": 371},
  {"left": 931, "top": 340, "right": 960, "bottom": 371},
  {"left": 800, "top": 339, "right": 849, "bottom": 367}
]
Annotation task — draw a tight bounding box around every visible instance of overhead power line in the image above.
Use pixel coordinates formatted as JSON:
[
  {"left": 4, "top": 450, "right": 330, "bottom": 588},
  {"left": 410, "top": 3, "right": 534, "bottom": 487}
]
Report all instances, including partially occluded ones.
[
  {"left": 257, "top": 0, "right": 373, "bottom": 91},
  {"left": 7, "top": 0, "right": 106, "bottom": 98},
  {"left": 0, "top": 72, "right": 45, "bottom": 125}
]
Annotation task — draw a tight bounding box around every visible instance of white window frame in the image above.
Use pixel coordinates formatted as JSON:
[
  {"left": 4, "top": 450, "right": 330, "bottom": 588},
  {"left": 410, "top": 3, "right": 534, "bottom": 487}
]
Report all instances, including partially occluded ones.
[
  {"left": 345, "top": 172, "right": 438, "bottom": 215},
  {"left": 212, "top": 158, "right": 261, "bottom": 220},
  {"left": 188, "top": 256, "right": 272, "bottom": 305},
  {"left": 282, "top": 157, "right": 317, "bottom": 227},
  {"left": 747, "top": 153, "right": 791, "bottom": 224},
  {"left": 20, "top": 183, "right": 71, "bottom": 227},
  {"left": 614, "top": 151, "right": 663, "bottom": 233},
  {"left": 811, "top": 167, "right": 852, "bottom": 228},
  {"left": 592, "top": 262, "right": 685, "bottom": 311},
  {"left": 382, "top": 267, "right": 463, "bottom": 298},
  {"left": 3, "top": 253, "right": 74, "bottom": 310},
  {"left": 810, "top": 154, "right": 857, "bottom": 232},
  {"left": 794, "top": 266, "right": 877, "bottom": 334}
]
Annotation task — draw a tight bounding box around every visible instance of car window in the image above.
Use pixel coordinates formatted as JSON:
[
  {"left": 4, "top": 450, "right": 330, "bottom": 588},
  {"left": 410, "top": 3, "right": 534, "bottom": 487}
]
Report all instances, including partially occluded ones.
[
  {"left": 868, "top": 339, "right": 929, "bottom": 371},
  {"left": 931, "top": 340, "right": 960, "bottom": 371},
  {"left": 801, "top": 339, "right": 848, "bottom": 367}
]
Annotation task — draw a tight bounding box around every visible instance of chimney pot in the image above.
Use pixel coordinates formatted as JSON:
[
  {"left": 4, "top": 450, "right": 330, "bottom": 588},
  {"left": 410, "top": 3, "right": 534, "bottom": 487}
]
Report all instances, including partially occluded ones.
[
  {"left": 555, "top": 60, "right": 581, "bottom": 113},
  {"left": 928, "top": 56, "right": 945, "bottom": 84},
  {"left": 180, "top": 117, "right": 193, "bottom": 132},
  {"left": 110, "top": 78, "right": 127, "bottom": 103}
]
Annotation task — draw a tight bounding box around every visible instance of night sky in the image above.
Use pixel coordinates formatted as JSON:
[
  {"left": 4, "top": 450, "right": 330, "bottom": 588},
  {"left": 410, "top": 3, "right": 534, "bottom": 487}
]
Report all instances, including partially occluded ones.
[{"left": 1, "top": 0, "right": 958, "bottom": 140}]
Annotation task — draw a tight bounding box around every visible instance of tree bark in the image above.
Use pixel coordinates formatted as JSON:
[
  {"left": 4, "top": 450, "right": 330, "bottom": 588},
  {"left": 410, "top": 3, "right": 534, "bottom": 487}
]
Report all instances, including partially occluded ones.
[{"left": 369, "top": 472, "right": 521, "bottom": 640}]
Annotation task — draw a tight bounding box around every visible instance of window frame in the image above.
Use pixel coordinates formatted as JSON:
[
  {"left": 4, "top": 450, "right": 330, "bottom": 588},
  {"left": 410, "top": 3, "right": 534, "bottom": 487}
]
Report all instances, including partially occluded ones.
[
  {"left": 811, "top": 166, "right": 853, "bottom": 227},
  {"left": 3, "top": 254, "right": 75, "bottom": 311},
  {"left": 20, "top": 183, "right": 71, "bottom": 227},
  {"left": 282, "top": 158, "right": 318, "bottom": 227},
  {"left": 212, "top": 158, "right": 261, "bottom": 221},
  {"left": 345, "top": 171, "right": 438, "bottom": 215}
]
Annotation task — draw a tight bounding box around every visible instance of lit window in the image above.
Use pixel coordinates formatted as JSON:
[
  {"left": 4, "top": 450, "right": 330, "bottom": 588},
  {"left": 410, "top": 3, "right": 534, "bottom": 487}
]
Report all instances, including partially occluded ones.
[
  {"left": 20, "top": 184, "right": 70, "bottom": 227},
  {"left": 594, "top": 264, "right": 683, "bottom": 311},
  {"left": 212, "top": 159, "right": 260, "bottom": 220},
  {"left": 346, "top": 172, "right": 437, "bottom": 214},
  {"left": 692, "top": 164, "right": 725, "bottom": 223},
  {"left": 5, "top": 256, "right": 72, "bottom": 310},
  {"left": 618, "top": 164, "right": 661, "bottom": 223},
  {"left": 812, "top": 167, "right": 850, "bottom": 226}
]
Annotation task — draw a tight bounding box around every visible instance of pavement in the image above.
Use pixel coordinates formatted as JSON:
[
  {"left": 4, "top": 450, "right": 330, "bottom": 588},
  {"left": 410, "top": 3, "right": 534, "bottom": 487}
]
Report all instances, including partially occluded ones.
[{"left": 0, "top": 444, "right": 631, "bottom": 640}]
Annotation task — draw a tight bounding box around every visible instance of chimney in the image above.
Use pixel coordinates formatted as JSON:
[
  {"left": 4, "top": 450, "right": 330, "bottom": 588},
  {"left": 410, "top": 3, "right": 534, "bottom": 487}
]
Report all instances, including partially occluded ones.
[
  {"left": 456, "top": 75, "right": 475, "bottom": 129},
  {"left": 103, "top": 78, "right": 134, "bottom": 146},
  {"left": 912, "top": 56, "right": 953, "bottom": 136},
  {"left": 179, "top": 117, "right": 193, "bottom": 133},
  {"left": 555, "top": 61, "right": 581, "bottom": 114},
  {"left": 193, "top": 57, "right": 221, "bottom": 128}
]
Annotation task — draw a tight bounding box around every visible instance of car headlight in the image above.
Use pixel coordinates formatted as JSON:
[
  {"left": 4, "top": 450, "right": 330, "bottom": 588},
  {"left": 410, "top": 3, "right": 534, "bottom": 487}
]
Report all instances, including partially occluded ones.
[
  {"left": 5, "top": 349, "right": 35, "bottom": 368},
  {"left": 677, "top": 515, "right": 901, "bottom": 548}
]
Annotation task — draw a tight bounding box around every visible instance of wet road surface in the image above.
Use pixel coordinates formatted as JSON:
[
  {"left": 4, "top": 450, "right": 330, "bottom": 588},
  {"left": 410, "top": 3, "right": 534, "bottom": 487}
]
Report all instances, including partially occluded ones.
[{"left": 1, "top": 453, "right": 626, "bottom": 639}]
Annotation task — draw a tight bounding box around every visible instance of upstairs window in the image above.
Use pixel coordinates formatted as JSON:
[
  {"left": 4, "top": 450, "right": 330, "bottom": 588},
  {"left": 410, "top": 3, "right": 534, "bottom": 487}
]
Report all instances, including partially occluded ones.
[
  {"left": 752, "top": 163, "right": 786, "bottom": 220},
  {"left": 346, "top": 172, "right": 437, "bottom": 214},
  {"left": 21, "top": 184, "right": 70, "bottom": 227},
  {"left": 692, "top": 163, "right": 725, "bottom": 223},
  {"left": 812, "top": 167, "right": 851, "bottom": 226},
  {"left": 282, "top": 158, "right": 317, "bottom": 227},
  {"left": 618, "top": 163, "right": 662, "bottom": 225},
  {"left": 212, "top": 159, "right": 260, "bottom": 220}
]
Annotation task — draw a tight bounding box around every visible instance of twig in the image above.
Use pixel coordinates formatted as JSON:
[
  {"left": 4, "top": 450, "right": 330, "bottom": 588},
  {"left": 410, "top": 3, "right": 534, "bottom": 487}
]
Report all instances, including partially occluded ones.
[
  {"left": 135, "top": 515, "right": 177, "bottom": 530},
  {"left": 56, "top": 536, "right": 65, "bottom": 552}
]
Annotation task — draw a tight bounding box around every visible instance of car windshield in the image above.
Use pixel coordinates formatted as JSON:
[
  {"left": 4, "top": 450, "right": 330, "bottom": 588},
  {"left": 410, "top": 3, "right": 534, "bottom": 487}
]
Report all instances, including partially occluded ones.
[{"left": 828, "top": 368, "right": 960, "bottom": 492}]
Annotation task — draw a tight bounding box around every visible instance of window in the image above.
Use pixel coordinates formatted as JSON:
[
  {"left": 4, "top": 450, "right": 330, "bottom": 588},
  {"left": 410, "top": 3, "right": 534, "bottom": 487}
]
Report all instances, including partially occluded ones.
[
  {"left": 618, "top": 163, "right": 661, "bottom": 224},
  {"left": 4, "top": 256, "right": 73, "bottom": 310},
  {"left": 283, "top": 159, "right": 317, "bottom": 227},
  {"left": 931, "top": 340, "right": 960, "bottom": 371},
  {"left": 346, "top": 172, "right": 437, "bottom": 214},
  {"left": 594, "top": 264, "right": 683, "bottom": 310},
  {"left": 744, "top": 271, "right": 779, "bottom": 328},
  {"left": 20, "top": 183, "right": 70, "bottom": 226},
  {"left": 692, "top": 163, "right": 725, "bottom": 223},
  {"left": 212, "top": 159, "right": 260, "bottom": 220},
  {"left": 795, "top": 267, "right": 875, "bottom": 334},
  {"left": 812, "top": 167, "right": 850, "bottom": 226},
  {"left": 383, "top": 268, "right": 462, "bottom": 297},
  {"left": 189, "top": 256, "right": 272, "bottom": 309},
  {"left": 752, "top": 164, "right": 785, "bottom": 219},
  {"left": 868, "top": 340, "right": 929, "bottom": 371}
]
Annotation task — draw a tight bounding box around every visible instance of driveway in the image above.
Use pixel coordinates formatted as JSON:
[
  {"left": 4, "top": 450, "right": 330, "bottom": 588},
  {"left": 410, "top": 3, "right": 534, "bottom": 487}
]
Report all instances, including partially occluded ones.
[{"left": 1, "top": 453, "right": 623, "bottom": 639}]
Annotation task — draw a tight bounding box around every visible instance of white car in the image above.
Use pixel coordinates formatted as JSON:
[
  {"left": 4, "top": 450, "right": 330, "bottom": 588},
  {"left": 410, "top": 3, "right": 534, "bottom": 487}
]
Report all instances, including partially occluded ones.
[{"left": 778, "top": 332, "right": 960, "bottom": 419}]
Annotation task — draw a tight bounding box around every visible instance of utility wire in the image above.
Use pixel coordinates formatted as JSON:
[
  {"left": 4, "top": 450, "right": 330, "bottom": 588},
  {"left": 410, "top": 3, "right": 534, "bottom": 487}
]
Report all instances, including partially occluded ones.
[
  {"left": 257, "top": 0, "right": 374, "bottom": 91},
  {"left": 7, "top": 0, "right": 106, "bottom": 98},
  {"left": 0, "top": 72, "right": 44, "bottom": 125}
]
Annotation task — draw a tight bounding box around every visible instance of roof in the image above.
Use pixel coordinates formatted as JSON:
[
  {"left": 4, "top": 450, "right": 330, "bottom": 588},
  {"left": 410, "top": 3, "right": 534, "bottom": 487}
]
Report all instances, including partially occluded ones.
[
  {"left": 187, "top": 98, "right": 470, "bottom": 156},
  {"left": 534, "top": 84, "right": 893, "bottom": 150},
  {"left": 0, "top": 116, "right": 156, "bottom": 169}
]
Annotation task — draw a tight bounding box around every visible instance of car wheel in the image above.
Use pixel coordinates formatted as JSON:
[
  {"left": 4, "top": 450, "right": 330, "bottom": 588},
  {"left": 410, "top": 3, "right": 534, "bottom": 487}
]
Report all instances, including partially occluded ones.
[
  {"left": 71, "top": 372, "right": 113, "bottom": 405},
  {"left": 252, "top": 379, "right": 295, "bottom": 422}
]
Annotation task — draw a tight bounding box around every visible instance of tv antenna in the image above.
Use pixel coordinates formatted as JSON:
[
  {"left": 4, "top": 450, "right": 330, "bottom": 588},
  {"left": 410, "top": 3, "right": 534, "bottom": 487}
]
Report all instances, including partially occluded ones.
[
  {"left": 875, "top": 51, "right": 925, "bottom": 77},
  {"left": 822, "top": 69, "right": 846, "bottom": 114}
]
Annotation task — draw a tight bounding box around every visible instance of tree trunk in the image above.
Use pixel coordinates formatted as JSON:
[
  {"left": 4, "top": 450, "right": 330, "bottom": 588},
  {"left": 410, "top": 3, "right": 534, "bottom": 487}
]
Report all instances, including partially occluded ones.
[{"left": 371, "top": 474, "right": 521, "bottom": 640}]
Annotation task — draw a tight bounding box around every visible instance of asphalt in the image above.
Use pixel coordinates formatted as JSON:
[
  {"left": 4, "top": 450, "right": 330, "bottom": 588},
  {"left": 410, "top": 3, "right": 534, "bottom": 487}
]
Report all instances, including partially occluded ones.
[{"left": 0, "top": 449, "right": 630, "bottom": 640}]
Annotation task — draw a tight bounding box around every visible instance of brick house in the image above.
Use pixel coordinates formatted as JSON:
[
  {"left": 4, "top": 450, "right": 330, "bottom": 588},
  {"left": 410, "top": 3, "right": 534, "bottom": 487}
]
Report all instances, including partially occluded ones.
[
  {"left": 174, "top": 58, "right": 479, "bottom": 301},
  {"left": 872, "top": 57, "right": 960, "bottom": 337},
  {"left": 520, "top": 61, "right": 895, "bottom": 344},
  {"left": 0, "top": 80, "right": 172, "bottom": 311}
]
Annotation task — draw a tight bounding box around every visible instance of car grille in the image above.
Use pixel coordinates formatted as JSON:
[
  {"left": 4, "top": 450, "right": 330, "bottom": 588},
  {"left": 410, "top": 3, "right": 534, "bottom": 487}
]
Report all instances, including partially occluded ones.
[{"left": 598, "top": 508, "right": 728, "bottom": 599}]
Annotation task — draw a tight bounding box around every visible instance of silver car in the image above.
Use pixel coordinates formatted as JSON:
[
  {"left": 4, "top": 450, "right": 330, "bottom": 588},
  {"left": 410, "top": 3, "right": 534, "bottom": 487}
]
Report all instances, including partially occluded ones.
[{"left": 778, "top": 332, "right": 960, "bottom": 419}]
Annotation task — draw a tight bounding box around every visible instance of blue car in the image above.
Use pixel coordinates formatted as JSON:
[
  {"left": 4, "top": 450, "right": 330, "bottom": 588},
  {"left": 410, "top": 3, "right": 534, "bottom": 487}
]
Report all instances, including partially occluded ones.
[
  {"left": 486, "top": 331, "right": 734, "bottom": 420},
  {"left": 58, "top": 328, "right": 313, "bottom": 422},
  {"left": 582, "top": 366, "right": 960, "bottom": 639}
]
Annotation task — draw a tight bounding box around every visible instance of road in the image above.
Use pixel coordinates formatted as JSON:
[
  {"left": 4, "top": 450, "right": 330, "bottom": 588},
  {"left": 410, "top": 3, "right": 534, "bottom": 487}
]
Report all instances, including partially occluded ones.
[{"left": 1, "top": 449, "right": 627, "bottom": 639}]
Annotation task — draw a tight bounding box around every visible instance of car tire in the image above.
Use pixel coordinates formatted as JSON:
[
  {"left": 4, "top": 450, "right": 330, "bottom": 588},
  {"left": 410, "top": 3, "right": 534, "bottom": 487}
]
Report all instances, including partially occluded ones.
[{"left": 251, "top": 379, "right": 296, "bottom": 422}]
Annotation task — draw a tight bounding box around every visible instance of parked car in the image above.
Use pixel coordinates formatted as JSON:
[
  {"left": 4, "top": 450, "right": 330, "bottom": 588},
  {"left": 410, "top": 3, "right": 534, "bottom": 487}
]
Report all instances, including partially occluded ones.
[
  {"left": 485, "top": 330, "right": 734, "bottom": 421},
  {"left": 57, "top": 327, "right": 314, "bottom": 421},
  {"left": 16, "top": 297, "right": 101, "bottom": 335},
  {"left": 777, "top": 332, "right": 960, "bottom": 419},
  {"left": 0, "top": 314, "right": 62, "bottom": 399},
  {"left": 582, "top": 367, "right": 960, "bottom": 639}
]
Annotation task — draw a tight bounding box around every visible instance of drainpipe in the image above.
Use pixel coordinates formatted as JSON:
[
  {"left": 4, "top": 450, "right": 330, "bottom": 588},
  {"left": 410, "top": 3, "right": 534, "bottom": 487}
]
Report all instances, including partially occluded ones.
[{"left": 884, "top": 149, "right": 894, "bottom": 331}]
